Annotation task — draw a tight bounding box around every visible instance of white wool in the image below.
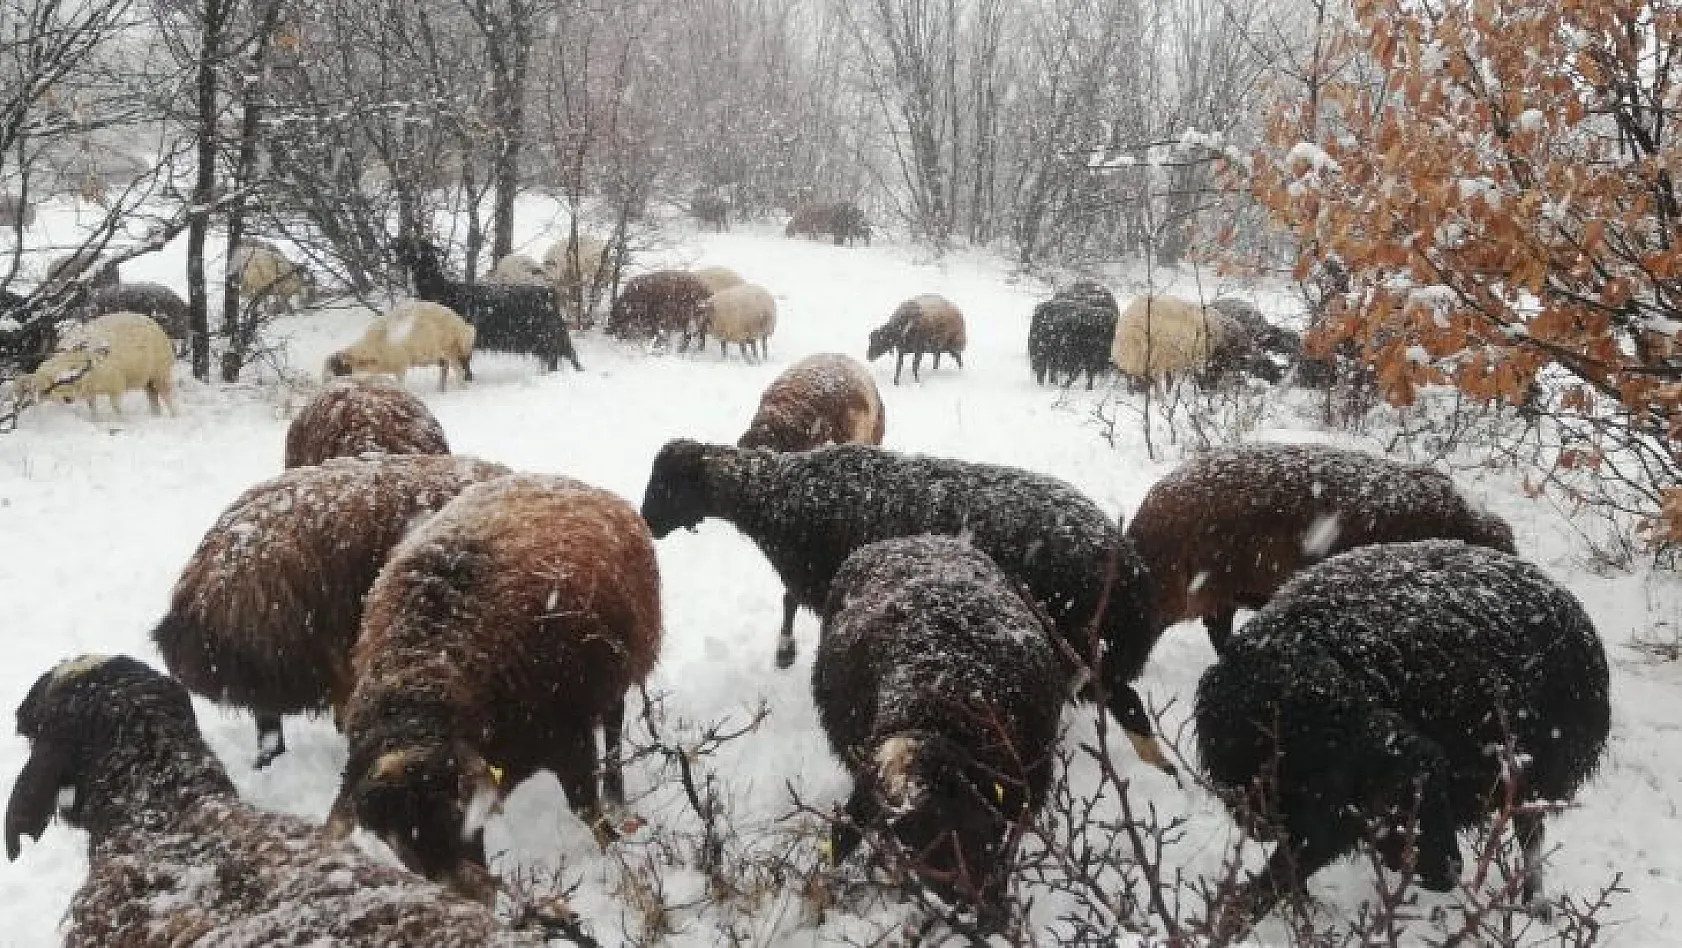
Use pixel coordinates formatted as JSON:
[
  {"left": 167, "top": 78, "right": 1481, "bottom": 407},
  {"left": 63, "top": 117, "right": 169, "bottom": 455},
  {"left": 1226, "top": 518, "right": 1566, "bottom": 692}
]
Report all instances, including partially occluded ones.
[
  {"left": 1109, "top": 295, "right": 1236, "bottom": 380},
  {"left": 324, "top": 300, "right": 475, "bottom": 391},
  {"left": 700, "top": 283, "right": 777, "bottom": 346},
  {"left": 26, "top": 311, "right": 176, "bottom": 419}
]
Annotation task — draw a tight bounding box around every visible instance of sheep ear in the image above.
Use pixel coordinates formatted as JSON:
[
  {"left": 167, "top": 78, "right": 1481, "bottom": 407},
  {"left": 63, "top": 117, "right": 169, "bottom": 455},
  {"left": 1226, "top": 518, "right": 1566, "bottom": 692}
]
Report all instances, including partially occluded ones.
[
  {"left": 370, "top": 748, "right": 422, "bottom": 783},
  {"left": 5, "top": 740, "right": 73, "bottom": 861}
]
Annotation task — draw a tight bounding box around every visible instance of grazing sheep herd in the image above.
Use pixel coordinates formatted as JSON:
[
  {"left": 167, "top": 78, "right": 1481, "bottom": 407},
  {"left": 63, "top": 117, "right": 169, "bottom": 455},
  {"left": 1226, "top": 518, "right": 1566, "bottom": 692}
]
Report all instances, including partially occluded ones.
[{"left": 1, "top": 213, "right": 1621, "bottom": 942}]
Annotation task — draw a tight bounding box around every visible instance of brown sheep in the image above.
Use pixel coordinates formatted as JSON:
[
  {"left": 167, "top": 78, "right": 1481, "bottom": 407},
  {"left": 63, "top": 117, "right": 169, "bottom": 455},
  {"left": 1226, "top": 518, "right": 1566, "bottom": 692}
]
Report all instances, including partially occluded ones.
[
  {"left": 605, "top": 269, "right": 711, "bottom": 348},
  {"left": 866, "top": 294, "right": 966, "bottom": 384},
  {"left": 325, "top": 474, "right": 663, "bottom": 900},
  {"left": 738, "top": 353, "right": 885, "bottom": 452},
  {"left": 151, "top": 455, "right": 512, "bottom": 767},
  {"left": 283, "top": 378, "right": 450, "bottom": 469},
  {"left": 784, "top": 202, "right": 870, "bottom": 245},
  {"left": 1126, "top": 441, "right": 1518, "bottom": 653}
]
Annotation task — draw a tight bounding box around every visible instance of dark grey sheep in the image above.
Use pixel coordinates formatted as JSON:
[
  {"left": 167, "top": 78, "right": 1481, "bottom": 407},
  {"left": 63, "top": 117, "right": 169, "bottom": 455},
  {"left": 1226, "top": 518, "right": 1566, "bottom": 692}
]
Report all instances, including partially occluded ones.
[
  {"left": 4, "top": 655, "right": 582, "bottom": 947},
  {"left": 393, "top": 236, "right": 582, "bottom": 373},
  {"left": 1195, "top": 540, "right": 1610, "bottom": 928},
  {"left": 814, "top": 536, "right": 1065, "bottom": 918},
  {"left": 640, "top": 439, "right": 1172, "bottom": 774}
]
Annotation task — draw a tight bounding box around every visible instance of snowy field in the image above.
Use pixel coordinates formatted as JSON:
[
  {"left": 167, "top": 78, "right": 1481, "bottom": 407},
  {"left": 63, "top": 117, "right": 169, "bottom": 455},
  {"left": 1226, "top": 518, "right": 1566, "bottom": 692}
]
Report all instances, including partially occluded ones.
[{"left": 1, "top": 200, "right": 1680, "bottom": 946}]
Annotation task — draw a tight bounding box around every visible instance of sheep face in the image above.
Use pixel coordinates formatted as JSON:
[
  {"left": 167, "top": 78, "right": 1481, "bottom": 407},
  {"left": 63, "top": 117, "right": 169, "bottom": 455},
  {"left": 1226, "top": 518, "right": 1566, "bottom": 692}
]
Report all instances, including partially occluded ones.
[
  {"left": 641, "top": 439, "right": 712, "bottom": 537},
  {"left": 5, "top": 655, "right": 198, "bottom": 860},
  {"left": 337, "top": 742, "right": 500, "bottom": 902},
  {"left": 866, "top": 326, "right": 896, "bottom": 361},
  {"left": 322, "top": 351, "right": 355, "bottom": 379},
  {"left": 835, "top": 734, "right": 1020, "bottom": 910}
]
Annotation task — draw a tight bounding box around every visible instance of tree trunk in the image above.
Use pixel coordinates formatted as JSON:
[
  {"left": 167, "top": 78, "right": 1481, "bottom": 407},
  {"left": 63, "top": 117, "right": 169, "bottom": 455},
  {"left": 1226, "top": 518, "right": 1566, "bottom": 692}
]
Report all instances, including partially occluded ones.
[
  {"left": 187, "top": 1, "right": 226, "bottom": 383},
  {"left": 220, "top": 0, "right": 286, "bottom": 382}
]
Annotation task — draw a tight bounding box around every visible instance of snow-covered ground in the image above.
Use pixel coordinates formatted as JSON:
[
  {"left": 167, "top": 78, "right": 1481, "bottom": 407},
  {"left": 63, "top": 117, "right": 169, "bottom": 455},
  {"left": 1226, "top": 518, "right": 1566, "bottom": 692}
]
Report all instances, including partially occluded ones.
[{"left": 1, "top": 200, "right": 1679, "bottom": 946}]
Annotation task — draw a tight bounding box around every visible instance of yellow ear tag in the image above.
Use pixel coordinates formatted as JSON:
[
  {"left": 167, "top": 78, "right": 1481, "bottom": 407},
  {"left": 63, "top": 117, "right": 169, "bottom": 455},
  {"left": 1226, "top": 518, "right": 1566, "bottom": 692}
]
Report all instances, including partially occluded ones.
[
  {"left": 488, "top": 764, "right": 505, "bottom": 788},
  {"left": 994, "top": 783, "right": 1005, "bottom": 804},
  {"left": 818, "top": 838, "right": 835, "bottom": 864}
]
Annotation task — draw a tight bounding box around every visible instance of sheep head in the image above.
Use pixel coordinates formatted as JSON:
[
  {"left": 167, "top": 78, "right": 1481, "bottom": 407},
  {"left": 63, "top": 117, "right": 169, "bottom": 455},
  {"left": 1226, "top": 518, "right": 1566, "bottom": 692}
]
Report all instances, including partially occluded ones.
[
  {"left": 641, "top": 438, "right": 717, "bottom": 537},
  {"left": 865, "top": 325, "right": 897, "bottom": 361},
  {"left": 6, "top": 655, "right": 205, "bottom": 860},
  {"left": 330, "top": 740, "right": 501, "bottom": 902},
  {"left": 834, "top": 732, "right": 1022, "bottom": 912}
]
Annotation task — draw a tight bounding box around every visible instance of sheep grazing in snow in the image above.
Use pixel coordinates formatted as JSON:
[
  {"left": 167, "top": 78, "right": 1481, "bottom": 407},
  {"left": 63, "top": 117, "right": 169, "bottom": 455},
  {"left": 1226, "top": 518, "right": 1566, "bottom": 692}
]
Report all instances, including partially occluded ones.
[
  {"left": 867, "top": 294, "right": 966, "bottom": 385},
  {"left": 284, "top": 377, "right": 450, "bottom": 468},
  {"left": 22, "top": 311, "right": 176, "bottom": 419},
  {"left": 83, "top": 282, "right": 189, "bottom": 351},
  {"left": 605, "top": 269, "right": 712, "bottom": 348},
  {"left": 151, "top": 454, "right": 512, "bottom": 767},
  {"left": 815, "top": 536, "right": 1065, "bottom": 917},
  {"left": 738, "top": 352, "right": 884, "bottom": 452},
  {"left": 543, "top": 235, "right": 608, "bottom": 328},
  {"left": 785, "top": 202, "right": 871, "bottom": 245},
  {"left": 695, "top": 282, "right": 776, "bottom": 361},
  {"left": 1029, "top": 282, "right": 1120, "bottom": 389},
  {"left": 231, "top": 241, "right": 314, "bottom": 318},
  {"left": 1109, "top": 294, "right": 1242, "bottom": 387},
  {"left": 1207, "top": 296, "right": 1300, "bottom": 380},
  {"left": 326, "top": 474, "right": 663, "bottom": 899},
  {"left": 691, "top": 193, "right": 730, "bottom": 230},
  {"left": 692, "top": 265, "right": 744, "bottom": 295},
  {"left": 487, "top": 252, "right": 549, "bottom": 288},
  {"left": 393, "top": 236, "right": 582, "bottom": 373},
  {"left": 639, "top": 440, "right": 1173, "bottom": 774},
  {"left": 1196, "top": 540, "right": 1609, "bottom": 929},
  {"left": 3, "top": 655, "right": 580, "bottom": 946},
  {"left": 323, "top": 299, "right": 476, "bottom": 392},
  {"left": 1126, "top": 441, "right": 1516, "bottom": 653}
]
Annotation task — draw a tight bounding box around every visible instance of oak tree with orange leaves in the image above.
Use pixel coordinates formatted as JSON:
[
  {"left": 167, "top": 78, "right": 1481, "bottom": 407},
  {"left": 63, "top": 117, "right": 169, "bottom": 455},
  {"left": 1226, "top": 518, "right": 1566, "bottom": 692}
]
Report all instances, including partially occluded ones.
[{"left": 1246, "top": 0, "right": 1682, "bottom": 539}]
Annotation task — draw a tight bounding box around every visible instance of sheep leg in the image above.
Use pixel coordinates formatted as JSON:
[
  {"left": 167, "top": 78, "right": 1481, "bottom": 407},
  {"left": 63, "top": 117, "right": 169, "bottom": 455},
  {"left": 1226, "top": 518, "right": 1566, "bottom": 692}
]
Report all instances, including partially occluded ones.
[
  {"left": 911, "top": 351, "right": 924, "bottom": 381},
  {"left": 1218, "top": 835, "right": 1340, "bottom": 937},
  {"left": 775, "top": 590, "right": 800, "bottom": 669},
  {"left": 892, "top": 352, "right": 905, "bottom": 385},
  {"left": 436, "top": 359, "right": 449, "bottom": 392},
  {"left": 952, "top": 350, "right": 963, "bottom": 368},
  {"left": 554, "top": 727, "right": 612, "bottom": 846},
  {"left": 601, "top": 698, "right": 627, "bottom": 808},
  {"left": 145, "top": 382, "right": 163, "bottom": 415},
  {"left": 460, "top": 353, "right": 474, "bottom": 383},
  {"left": 1515, "top": 809, "right": 1549, "bottom": 913},
  {"left": 932, "top": 351, "right": 942, "bottom": 370},
  {"left": 253, "top": 714, "right": 286, "bottom": 768}
]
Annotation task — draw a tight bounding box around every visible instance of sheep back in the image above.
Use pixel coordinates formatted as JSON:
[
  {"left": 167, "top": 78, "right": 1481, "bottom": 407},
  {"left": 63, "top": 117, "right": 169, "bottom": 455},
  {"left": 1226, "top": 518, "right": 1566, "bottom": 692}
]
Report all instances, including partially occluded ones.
[
  {"left": 1196, "top": 539, "right": 1608, "bottom": 893},
  {"left": 1126, "top": 442, "right": 1516, "bottom": 646},
  {"left": 699, "top": 283, "right": 776, "bottom": 346},
  {"left": 232, "top": 243, "right": 312, "bottom": 312},
  {"left": 152, "top": 455, "right": 512, "bottom": 721},
  {"left": 738, "top": 353, "right": 885, "bottom": 451},
  {"left": 606, "top": 270, "right": 711, "bottom": 341},
  {"left": 1109, "top": 295, "right": 1233, "bottom": 380},
  {"left": 692, "top": 266, "right": 744, "bottom": 295},
  {"left": 284, "top": 378, "right": 450, "bottom": 468}
]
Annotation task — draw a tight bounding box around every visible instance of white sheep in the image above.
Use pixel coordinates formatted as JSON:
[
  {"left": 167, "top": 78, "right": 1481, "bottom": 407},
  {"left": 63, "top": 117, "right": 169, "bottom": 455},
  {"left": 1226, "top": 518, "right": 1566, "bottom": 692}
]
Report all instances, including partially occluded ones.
[
  {"left": 692, "top": 265, "right": 744, "bottom": 296},
  {"left": 487, "top": 253, "right": 548, "bottom": 287},
  {"left": 231, "top": 242, "right": 312, "bottom": 317},
  {"left": 1109, "top": 294, "right": 1239, "bottom": 384},
  {"left": 696, "top": 283, "right": 776, "bottom": 362},
  {"left": 543, "top": 235, "right": 608, "bottom": 326},
  {"left": 322, "top": 300, "right": 475, "bottom": 391},
  {"left": 22, "top": 311, "right": 176, "bottom": 419}
]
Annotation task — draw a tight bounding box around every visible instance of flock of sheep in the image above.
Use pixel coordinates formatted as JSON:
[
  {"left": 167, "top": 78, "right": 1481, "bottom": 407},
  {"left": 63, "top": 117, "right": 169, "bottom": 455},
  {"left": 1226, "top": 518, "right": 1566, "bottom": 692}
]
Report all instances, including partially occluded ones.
[{"left": 1, "top": 227, "right": 1616, "bottom": 946}]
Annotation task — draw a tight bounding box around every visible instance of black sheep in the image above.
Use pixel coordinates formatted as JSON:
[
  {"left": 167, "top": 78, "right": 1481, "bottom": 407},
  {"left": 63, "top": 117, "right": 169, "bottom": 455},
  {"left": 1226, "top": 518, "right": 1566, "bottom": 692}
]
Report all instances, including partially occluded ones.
[
  {"left": 814, "top": 536, "right": 1065, "bottom": 915},
  {"left": 1028, "top": 284, "right": 1118, "bottom": 389},
  {"left": 4, "top": 655, "right": 581, "bottom": 947},
  {"left": 640, "top": 439, "right": 1173, "bottom": 774},
  {"left": 393, "top": 236, "right": 582, "bottom": 373},
  {"left": 1195, "top": 540, "right": 1610, "bottom": 926}
]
